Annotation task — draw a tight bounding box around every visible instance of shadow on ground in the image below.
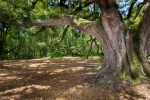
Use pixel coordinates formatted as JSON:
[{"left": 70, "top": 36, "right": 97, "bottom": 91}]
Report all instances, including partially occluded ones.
[{"left": 0, "top": 58, "right": 149, "bottom": 100}]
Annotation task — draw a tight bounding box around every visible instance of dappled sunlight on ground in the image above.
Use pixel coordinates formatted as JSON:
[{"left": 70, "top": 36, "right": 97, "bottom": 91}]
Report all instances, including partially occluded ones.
[
  {"left": 0, "top": 58, "right": 100, "bottom": 99},
  {"left": 0, "top": 58, "right": 149, "bottom": 99},
  {"left": 134, "top": 82, "right": 150, "bottom": 100}
]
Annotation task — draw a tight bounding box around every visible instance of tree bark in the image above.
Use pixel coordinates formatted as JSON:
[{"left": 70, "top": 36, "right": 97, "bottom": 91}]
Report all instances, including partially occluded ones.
[
  {"left": 139, "top": 2, "right": 150, "bottom": 76},
  {"left": 89, "top": 0, "right": 150, "bottom": 81},
  {"left": 85, "top": 0, "right": 130, "bottom": 79}
]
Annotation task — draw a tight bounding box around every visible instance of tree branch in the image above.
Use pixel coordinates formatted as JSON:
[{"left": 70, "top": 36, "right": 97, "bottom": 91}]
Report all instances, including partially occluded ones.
[
  {"left": 133, "top": 2, "right": 144, "bottom": 19},
  {"left": 12, "top": 16, "right": 97, "bottom": 36},
  {"left": 55, "top": 25, "right": 69, "bottom": 45},
  {"left": 126, "top": 0, "right": 138, "bottom": 19}
]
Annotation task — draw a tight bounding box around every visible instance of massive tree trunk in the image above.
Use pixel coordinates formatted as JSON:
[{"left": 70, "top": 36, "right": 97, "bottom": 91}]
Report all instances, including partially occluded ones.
[
  {"left": 139, "top": 2, "right": 150, "bottom": 76},
  {"left": 90, "top": 0, "right": 132, "bottom": 80},
  {"left": 89, "top": 0, "right": 150, "bottom": 81}
]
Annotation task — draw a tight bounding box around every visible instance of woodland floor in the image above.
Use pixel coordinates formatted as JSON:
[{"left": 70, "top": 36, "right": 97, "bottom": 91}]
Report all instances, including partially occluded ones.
[{"left": 0, "top": 58, "right": 150, "bottom": 100}]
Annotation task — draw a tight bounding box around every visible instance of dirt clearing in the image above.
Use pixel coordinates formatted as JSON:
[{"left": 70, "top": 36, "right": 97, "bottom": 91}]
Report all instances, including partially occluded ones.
[{"left": 0, "top": 58, "right": 149, "bottom": 100}]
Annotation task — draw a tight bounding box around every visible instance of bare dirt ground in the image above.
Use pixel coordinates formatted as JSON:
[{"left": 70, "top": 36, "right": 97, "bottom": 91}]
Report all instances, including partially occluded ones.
[{"left": 0, "top": 58, "right": 149, "bottom": 100}]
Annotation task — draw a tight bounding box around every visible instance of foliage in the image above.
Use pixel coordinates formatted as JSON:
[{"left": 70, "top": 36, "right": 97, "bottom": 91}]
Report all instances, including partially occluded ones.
[
  {"left": 1, "top": 25, "right": 102, "bottom": 59},
  {"left": 0, "top": 0, "right": 104, "bottom": 59}
]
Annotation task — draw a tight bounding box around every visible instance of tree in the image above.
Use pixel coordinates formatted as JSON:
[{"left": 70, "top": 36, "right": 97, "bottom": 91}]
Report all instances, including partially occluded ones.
[{"left": 0, "top": 0, "right": 150, "bottom": 81}]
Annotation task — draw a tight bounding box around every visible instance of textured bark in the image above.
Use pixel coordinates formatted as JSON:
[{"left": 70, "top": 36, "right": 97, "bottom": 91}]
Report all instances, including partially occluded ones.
[
  {"left": 139, "top": 2, "right": 150, "bottom": 76},
  {"left": 88, "top": 0, "right": 150, "bottom": 80},
  {"left": 89, "top": 0, "right": 131, "bottom": 80}
]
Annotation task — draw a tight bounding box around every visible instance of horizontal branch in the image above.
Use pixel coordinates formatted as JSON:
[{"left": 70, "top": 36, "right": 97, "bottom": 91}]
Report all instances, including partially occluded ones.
[
  {"left": 12, "top": 16, "right": 97, "bottom": 36},
  {"left": 10, "top": 15, "right": 106, "bottom": 46}
]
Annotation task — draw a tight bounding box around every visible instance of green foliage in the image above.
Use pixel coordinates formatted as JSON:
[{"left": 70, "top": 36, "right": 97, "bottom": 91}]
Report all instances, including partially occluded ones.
[
  {"left": 124, "top": 9, "right": 143, "bottom": 30},
  {"left": 1, "top": 25, "right": 102, "bottom": 59},
  {"left": 0, "top": 0, "right": 109, "bottom": 59}
]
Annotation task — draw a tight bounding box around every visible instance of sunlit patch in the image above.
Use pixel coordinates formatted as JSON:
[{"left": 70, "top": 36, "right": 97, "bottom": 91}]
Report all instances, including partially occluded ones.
[
  {"left": 55, "top": 97, "right": 66, "bottom": 100},
  {"left": 67, "top": 87, "right": 79, "bottom": 93},
  {"left": 29, "top": 63, "right": 47, "bottom": 68},
  {"left": 0, "top": 85, "right": 51, "bottom": 95},
  {"left": 48, "top": 63, "right": 60, "bottom": 64},
  {"left": 78, "top": 60, "right": 88, "bottom": 64},
  {"left": 69, "top": 85, "right": 83, "bottom": 92},
  {"left": 29, "top": 58, "right": 49, "bottom": 61},
  {"left": 59, "top": 80, "right": 68, "bottom": 83},
  {"left": 0, "top": 73, "right": 9, "bottom": 76},
  {"left": 29, "top": 64, "right": 38, "bottom": 68},
  {"left": 37, "top": 71, "right": 43, "bottom": 74},
  {"left": 63, "top": 57, "right": 80, "bottom": 59},
  {"left": 70, "top": 67, "right": 85, "bottom": 72},
  {"left": 60, "top": 65, "right": 66, "bottom": 67},
  {"left": 134, "top": 84, "right": 150, "bottom": 100},
  {"left": 53, "top": 69, "right": 64, "bottom": 73},
  {"left": 1, "top": 94, "right": 21, "bottom": 99},
  {"left": 51, "top": 67, "right": 86, "bottom": 74},
  {"left": 0, "top": 76, "right": 19, "bottom": 83},
  {"left": 85, "top": 72, "right": 96, "bottom": 75},
  {"left": 42, "top": 59, "right": 52, "bottom": 63},
  {"left": 4, "top": 63, "right": 23, "bottom": 66},
  {"left": 25, "top": 88, "right": 33, "bottom": 94},
  {"left": 63, "top": 85, "right": 87, "bottom": 96}
]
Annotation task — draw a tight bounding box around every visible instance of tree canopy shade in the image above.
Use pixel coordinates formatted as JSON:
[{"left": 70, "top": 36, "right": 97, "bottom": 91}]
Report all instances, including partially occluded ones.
[{"left": 0, "top": 0, "right": 150, "bottom": 81}]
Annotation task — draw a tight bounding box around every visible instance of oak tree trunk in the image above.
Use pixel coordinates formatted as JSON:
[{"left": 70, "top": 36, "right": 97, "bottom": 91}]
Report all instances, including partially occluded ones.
[{"left": 91, "top": 0, "right": 150, "bottom": 81}]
